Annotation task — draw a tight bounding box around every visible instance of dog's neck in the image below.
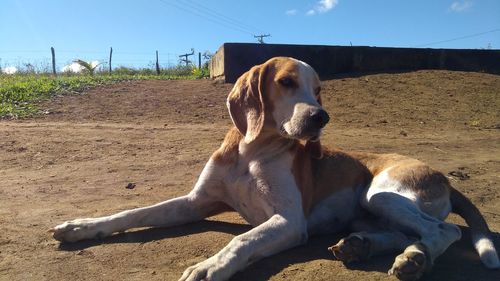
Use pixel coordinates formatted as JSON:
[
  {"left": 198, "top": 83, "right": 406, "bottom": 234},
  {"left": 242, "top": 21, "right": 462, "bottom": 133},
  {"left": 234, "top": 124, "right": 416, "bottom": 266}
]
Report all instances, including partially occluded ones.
[{"left": 239, "top": 130, "right": 297, "bottom": 162}]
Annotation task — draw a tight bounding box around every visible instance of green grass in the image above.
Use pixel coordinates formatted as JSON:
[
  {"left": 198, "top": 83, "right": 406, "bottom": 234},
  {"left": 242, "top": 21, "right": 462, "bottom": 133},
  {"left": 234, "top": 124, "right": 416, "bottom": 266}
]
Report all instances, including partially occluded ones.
[{"left": 0, "top": 72, "right": 201, "bottom": 119}]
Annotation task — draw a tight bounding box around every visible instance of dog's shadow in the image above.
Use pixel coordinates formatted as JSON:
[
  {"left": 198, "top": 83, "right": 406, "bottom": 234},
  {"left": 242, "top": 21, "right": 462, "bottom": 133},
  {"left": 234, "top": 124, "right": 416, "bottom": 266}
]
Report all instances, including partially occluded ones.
[
  {"left": 58, "top": 223, "right": 499, "bottom": 281},
  {"left": 235, "top": 226, "right": 500, "bottom": 281},
  {"left": 57, "top": 219, "right": 252, "bottom": 251}
]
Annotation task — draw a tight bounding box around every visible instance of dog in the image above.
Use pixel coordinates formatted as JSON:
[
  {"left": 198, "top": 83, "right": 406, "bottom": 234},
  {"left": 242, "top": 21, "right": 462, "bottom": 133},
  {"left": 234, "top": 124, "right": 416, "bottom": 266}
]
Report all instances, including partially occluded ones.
[{"left": 52, "top": 57, "right": 499, "bottom": 281}]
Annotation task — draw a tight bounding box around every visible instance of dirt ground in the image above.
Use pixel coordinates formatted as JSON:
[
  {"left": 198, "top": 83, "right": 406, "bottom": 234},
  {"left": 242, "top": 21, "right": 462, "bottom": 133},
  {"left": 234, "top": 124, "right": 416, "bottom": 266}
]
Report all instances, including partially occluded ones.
[{"left": 0, "top": 70, "right": 499, "bottom": 281}]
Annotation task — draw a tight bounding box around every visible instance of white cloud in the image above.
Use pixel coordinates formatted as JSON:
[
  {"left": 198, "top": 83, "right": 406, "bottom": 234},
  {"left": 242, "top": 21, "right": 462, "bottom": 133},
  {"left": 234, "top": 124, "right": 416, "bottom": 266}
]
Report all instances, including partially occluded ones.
[
  {"left": 61, "top": 60, "right": 100, "bottom": 73},
  {"left": 2, "top": 66, "right": 18, "bottom": 75},
  {"left": 286, "top": 9, "right": 298, "bottom": 16},
  {"left": 62, "top": 62, "right": 84, "bottom": 73},
  {"left": 450, "top": 1, "right": 472, "bottom": 12},
  {"left": 318, "top": 0, "right": 338, "bottom": 12},
  {"left": 306, "top": 0, "right": 338, "bottom": 16},
  {"left": 90, "top": 60, "right": 100, "bottom": 68}
]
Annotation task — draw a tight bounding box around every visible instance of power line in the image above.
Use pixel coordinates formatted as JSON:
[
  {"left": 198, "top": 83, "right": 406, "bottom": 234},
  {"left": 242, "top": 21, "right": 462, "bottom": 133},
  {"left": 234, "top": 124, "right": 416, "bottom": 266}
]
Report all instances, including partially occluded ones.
[
  {"left": 412, "top": 28, "right": 500, "bottom": 48},
  {"left": 158, "top": 0, "right": 254, "bottom": 35},
  {"left": 182, "top": 0, "right": 265, "bottom": 34},
  {"left": 177, "top": 0, "right": 254, "bottom": 34}
]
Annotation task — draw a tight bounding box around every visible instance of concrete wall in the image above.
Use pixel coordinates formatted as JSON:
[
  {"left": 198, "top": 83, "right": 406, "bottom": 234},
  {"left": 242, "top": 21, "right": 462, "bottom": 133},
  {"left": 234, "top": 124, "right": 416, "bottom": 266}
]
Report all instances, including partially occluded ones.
[{"left": 210, "top": 43, "right": 500, "bottom": 83}]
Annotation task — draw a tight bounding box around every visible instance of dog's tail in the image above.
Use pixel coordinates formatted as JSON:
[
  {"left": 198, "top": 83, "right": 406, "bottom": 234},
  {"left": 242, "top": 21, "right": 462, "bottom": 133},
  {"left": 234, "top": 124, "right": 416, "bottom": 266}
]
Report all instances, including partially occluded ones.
[{"left": 450, "top": 186, "right": 500, "bottom": 269}]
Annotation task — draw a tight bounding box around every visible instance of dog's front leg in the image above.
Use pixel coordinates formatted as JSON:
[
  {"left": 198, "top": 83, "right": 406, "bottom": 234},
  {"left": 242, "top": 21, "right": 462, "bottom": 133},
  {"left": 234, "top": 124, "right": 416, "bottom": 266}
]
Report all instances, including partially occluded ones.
[
  {"left": 179, "top": 213, "right": 307, "bottom": 281},
  {"left": 52, "top": 159, "right": 228, "bottom": 242}
]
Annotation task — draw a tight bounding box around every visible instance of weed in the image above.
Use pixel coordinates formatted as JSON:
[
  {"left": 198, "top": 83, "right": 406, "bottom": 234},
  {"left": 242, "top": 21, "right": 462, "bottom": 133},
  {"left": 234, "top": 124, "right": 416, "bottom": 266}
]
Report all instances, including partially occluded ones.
[{"left": 0, "top": 72, "right": 200, "bottom": 119}]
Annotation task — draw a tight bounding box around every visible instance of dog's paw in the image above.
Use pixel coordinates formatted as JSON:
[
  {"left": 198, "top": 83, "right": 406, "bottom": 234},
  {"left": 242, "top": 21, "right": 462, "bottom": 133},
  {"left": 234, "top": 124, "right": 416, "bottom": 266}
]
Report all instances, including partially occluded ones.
[
  {"left": 388, "top": 244, "right": 430, "bottom": 281},
  {"left": 328, "top": 234, "right": 371, "bottom": 263},
  {"left": 179, "top": 257, "right": 229, "bottom": 281},
  {"left": 51, "top": 218, "right": 108, "bottom": 242}
]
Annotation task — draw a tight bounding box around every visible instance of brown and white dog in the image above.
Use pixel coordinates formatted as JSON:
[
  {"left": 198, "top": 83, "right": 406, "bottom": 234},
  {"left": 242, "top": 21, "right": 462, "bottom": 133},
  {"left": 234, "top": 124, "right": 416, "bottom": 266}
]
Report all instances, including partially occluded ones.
[{"left": 52, "top": 57, "right": 499, "bottom": 281}]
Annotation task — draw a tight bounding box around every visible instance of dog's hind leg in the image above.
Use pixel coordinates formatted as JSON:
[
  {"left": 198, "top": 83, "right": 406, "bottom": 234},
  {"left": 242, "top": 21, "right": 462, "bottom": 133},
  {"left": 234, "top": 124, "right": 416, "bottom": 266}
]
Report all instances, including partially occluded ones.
[
  {"left": 361, "top": 170, "right": 461, "bottom": 281},
  {"left": 365, "top": 194, "right": 460, "bottom": 280},
  {"left": 52, "top": 159, "right": 229, "bottom": 242},
  {"left": 329, "top": 229, "right": 415, "bottom": 263}
]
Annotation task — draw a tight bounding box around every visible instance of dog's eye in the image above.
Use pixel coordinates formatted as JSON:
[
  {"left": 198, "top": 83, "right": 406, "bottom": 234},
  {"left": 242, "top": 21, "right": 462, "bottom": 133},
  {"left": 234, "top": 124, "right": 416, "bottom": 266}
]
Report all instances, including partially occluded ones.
[{"left": 278, "top": 77, "right": 297, "bottom": 88}]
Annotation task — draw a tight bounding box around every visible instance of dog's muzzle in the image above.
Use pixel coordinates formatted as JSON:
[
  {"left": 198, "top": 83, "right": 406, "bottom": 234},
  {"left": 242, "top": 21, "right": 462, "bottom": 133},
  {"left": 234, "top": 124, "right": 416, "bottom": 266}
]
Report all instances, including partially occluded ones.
[
  {"left": 310, "top": 109, "right": 330, "bottom": 129},
  {"left": 281, "top": 106, "right": 330, "bottom": 141},
  {"left": 302, "top": 109, "right": 330, "bottom": 141}
]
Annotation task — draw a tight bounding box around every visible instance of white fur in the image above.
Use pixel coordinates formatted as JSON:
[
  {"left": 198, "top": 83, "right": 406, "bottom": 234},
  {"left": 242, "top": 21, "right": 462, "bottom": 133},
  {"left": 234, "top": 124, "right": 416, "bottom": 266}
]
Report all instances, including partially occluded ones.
[
  {"left": 473, "top": 234, "right": 500, "bottom": 269},
  {"left": 365, "top": 167, "right": 417, "bottom": 202}
]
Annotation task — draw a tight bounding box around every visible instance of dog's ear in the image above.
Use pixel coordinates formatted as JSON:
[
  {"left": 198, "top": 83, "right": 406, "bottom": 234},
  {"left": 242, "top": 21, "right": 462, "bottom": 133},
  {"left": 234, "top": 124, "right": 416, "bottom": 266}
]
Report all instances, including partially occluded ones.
[
  {"left": 305, "top": 94, "right": 324, "bottom": 159},
  {"left": 227, "top": 64, "right": 268, "bottom": 143}
]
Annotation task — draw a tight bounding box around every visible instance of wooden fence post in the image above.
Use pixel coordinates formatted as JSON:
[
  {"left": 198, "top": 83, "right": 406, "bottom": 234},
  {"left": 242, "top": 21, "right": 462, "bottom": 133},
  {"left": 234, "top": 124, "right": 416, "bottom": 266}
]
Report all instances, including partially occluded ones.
[
  {"left": 156, "top": 50, "right": 160, "bottom": 75},
  {"left": 51, "top": 47, "right": 56, "bottom": 77},
  {"left": 109, "top": 47, "right": 113, "bottom": 73}
]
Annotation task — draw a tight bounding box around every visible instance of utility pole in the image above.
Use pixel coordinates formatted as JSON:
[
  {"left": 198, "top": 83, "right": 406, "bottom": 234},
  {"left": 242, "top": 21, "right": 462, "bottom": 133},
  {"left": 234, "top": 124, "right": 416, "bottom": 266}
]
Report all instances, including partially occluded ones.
[
  {"left": 179, "top": 48, "right": 195, "bottom": 67},
  {"left": 109, "top": 47, "right": 113, "bottom": 73},
  {"left": 156, "top": 50, "right": 160, "bottom": 75},
  {"left": 51, "top": 47, "right": 56, "bottom": 77},
  {"left": 254, "top": 34, "right": 271, "bottom": 44}
]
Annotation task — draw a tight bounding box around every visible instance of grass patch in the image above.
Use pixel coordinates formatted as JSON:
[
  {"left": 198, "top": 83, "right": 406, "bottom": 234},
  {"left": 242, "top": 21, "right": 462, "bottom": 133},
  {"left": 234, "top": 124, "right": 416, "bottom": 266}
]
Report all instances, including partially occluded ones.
[{"left": 0, "top": 73, "right": 197, "bottom": 119}]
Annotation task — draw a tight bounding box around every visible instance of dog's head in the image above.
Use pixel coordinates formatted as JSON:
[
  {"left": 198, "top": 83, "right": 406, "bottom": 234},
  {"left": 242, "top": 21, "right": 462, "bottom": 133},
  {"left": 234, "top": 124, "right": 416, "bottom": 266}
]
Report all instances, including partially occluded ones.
[{"left": 227, "top": 57, "right": 329, "bottom": 157}]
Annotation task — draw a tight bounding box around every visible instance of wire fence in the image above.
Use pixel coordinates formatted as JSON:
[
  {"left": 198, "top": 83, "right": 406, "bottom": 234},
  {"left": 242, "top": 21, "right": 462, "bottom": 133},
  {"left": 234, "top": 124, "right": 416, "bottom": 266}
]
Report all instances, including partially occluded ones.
[{"left": 0, "top": 47, "right": 212, "bottom": 75}]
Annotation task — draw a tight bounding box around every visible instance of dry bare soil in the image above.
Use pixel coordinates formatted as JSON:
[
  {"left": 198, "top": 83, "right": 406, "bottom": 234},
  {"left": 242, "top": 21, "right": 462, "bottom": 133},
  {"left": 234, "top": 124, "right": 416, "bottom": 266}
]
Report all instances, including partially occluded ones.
[{"left": 1, "top": 70, "right": 499, "bottom": 281}]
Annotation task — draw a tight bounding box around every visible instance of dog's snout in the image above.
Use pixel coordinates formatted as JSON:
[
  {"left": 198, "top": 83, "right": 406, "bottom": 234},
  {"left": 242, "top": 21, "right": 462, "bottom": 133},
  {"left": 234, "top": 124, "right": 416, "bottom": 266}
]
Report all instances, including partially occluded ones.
[{"left": 311, "top": 109, "right": 330, "bottom": 128}]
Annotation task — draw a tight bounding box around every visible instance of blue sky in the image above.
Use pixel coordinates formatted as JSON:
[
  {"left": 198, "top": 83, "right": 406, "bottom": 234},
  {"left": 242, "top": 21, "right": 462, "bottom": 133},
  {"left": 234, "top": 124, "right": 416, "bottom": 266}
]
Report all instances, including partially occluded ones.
[{"left": 1, "top": 0, "right": 499, "bottom": 70}]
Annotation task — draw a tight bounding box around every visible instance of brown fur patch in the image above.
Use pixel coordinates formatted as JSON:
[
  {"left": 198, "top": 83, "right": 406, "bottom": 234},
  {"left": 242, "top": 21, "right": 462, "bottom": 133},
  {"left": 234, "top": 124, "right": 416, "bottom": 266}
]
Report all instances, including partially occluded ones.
[
  {"left": 292, "top": 142, "right": 315, "bottom": 214},
  {"left": 211, "top": 127, "right": 243, "bottom": 166},
  {"left": 349, "top": 151, "right": 450, "bottom": 200},
  {"left": 227, "top": 64, "right": 267, "bottom": 143},
  {"left": 388, "top": 164, "right": 450, "bottom": 200},
  {"left": 293, "top": 145, "right": 372, "bottom": 215}
]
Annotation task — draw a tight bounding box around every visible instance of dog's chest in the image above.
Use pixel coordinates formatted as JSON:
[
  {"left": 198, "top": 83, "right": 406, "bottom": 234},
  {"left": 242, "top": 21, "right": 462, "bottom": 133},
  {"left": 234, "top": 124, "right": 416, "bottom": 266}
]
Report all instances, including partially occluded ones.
[{"left": 223, "top": 154, "right": 301, "bottom": 226}]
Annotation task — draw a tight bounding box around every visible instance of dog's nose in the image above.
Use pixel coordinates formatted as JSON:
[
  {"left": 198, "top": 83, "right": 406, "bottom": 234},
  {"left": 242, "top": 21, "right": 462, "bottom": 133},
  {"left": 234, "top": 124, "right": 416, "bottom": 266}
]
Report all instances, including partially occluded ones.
[{"left": 311, "top": 109, "right": 330, "bottom": 128}]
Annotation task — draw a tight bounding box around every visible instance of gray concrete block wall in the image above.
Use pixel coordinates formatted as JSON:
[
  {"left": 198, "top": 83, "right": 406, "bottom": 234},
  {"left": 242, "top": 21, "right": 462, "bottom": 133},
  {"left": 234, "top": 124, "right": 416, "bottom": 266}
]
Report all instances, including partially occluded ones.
[{"left": 210, "top": 43, "right": 500, "bottom": 83}]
